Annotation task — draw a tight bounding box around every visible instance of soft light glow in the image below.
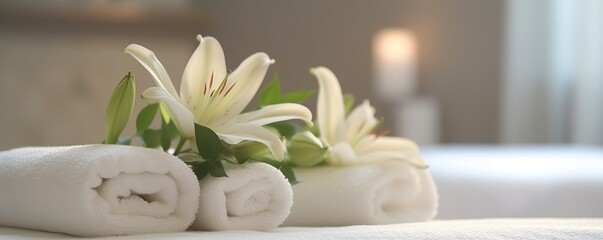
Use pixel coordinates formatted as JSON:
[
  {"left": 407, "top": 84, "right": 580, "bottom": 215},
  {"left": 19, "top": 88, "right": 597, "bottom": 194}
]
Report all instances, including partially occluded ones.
[
  {"left": 374, "top": 29, "right": 416, "bottom": 64},
  {"left": 373, "top": 29, "right": 417, "bottom": 101}
]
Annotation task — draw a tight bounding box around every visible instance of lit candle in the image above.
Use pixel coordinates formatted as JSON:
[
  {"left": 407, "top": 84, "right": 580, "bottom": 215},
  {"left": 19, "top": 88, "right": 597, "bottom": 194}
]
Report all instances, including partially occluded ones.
[{"left": 373, "top": 29, "right": 417, "bottom": 101}]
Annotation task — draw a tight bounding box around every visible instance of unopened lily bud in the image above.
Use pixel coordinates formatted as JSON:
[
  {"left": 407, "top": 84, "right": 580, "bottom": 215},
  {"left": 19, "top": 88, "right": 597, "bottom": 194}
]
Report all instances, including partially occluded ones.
[
  {"left": 287, "top": 131, "right": 329, "bottom": 167},
  {"left": 232, "top": 141, "right": 273, "bottom": 162}
]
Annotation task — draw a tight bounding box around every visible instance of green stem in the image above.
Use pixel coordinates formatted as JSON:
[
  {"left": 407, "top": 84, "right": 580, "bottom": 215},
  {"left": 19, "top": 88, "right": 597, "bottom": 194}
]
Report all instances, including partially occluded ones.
[{"left": 173, "top": 137, "right": 186, "bottom": 156}]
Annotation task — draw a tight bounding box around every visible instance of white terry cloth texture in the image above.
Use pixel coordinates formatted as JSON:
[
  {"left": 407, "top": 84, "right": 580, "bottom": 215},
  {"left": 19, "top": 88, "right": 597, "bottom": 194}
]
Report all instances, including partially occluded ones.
[
  {"left": 283, "top": 160, "right": 438, "bottom": 226},
  {"left": 2, "top": 218, "right": 603, "bottom": 240},
  {"left": 190, "top": 162, "right": 293, "bottom": 231},
  {"left": 0, "top": 145, "right": 200, "bottom": 237}
]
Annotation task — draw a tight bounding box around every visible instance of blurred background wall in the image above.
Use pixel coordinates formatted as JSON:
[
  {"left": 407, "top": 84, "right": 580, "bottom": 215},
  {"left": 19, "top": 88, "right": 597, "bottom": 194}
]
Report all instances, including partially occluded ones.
[
  {"left": 0, "top": 0, "right": 599, "bottom": 150},
  {"left": 194, "top": 0, "right": 505, "bottom": 145}
]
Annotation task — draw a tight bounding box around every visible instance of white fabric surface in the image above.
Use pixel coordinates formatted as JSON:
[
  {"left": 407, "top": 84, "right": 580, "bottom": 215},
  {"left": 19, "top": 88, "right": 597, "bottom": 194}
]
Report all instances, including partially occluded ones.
[
  {"left": 423, "top": 145, "right": 603, "bottom": 219},
  {"left": 190, "top": 162, "right": 293, "bottom": 231},
  {"left": 283, "top": 160, "right": 438, "bottom": 226},
  {"left": 1, "top": 218, "right": 602, "bottom": 239},
  {"left": 0, "top": 145, "right": 200, "bottom": 237}
]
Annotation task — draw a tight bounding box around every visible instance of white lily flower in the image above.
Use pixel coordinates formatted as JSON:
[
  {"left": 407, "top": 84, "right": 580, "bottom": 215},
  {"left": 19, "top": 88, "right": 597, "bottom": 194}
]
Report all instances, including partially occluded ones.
[
  {"left": 311, "top": 67, "right": 427, "bottom": 167},
  {"left": 125, "top": 35, "right": 313, "bottom": 160}
]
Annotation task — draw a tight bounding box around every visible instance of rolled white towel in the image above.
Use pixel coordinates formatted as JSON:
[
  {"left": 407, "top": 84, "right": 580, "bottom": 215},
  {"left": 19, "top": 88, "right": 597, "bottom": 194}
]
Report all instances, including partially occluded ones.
[
  {"left": 190, "top": 162, "right": 293, "bottom": 231},
  {"left": 0, "top": 145, "right": 200, "bottom": 237},
  {"left": 283, "top": 160, "right": 438, "bottom": 226}
]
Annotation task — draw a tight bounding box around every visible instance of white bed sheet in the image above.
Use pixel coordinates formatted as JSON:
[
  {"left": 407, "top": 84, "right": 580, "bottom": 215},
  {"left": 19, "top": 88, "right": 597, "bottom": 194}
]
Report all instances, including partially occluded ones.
[
  {"left": 424, "top": 145, "right": 603, "bottom": 219},
  {"left": 1, "top": 218, "right": 602, "bottom": 240}
]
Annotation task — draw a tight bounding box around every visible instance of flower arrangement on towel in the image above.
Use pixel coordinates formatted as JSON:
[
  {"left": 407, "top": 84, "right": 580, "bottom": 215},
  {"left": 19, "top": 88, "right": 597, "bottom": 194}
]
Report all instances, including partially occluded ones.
[
  {"left": 103, "top": 34, "right": 438, "bottom": 229},
  {"left": 282, "top": 67, "right": 439, "bottom": 226},
  {"left": 103, "top": 35, "right": 313, "bottom": 183}
]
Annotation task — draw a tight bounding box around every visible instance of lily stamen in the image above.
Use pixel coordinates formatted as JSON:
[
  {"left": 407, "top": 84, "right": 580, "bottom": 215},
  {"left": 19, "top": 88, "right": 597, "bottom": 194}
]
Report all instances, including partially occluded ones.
[
  {"left": 218, "top": 78, "right": 228, "bottom": 95},
  {"left": 209, "top": 71, "right": 214, "bottom": 89},
  {"left": 377, "top": 130, "right": 391, "bottom": 138},
  {"left": 224, "top": 82, "right": 237, "bottom": 96}
]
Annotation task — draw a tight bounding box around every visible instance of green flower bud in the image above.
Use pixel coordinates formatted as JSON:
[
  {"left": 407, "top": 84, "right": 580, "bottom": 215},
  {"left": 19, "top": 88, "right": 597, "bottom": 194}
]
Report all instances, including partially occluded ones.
[
  {"left": 232, "top": 141, "right": 274, "bottom": 162},
  {"left": 287, "top": 131, "right": 329, "bottom": 167}
]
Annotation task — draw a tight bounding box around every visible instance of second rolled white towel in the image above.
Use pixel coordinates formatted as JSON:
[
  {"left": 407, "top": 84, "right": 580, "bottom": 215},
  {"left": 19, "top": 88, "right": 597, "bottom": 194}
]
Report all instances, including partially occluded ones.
[
  {"left": 190, "top": 162, "right": 293, "bottom": 231},
  {"left": 283, "top": 160, "right": 438, "bottom": 226}
]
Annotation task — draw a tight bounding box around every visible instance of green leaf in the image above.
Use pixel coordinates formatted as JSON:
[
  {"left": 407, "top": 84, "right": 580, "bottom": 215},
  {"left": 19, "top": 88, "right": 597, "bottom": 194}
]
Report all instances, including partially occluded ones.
[
  {"left": 259, "top": 72, "right": 316, "bottom": 106},
  {"left": 136, "top": 103, "right": 159, "bottom": 133},
  {"left": 165, "top": 120, "right": 180, "bottom": 139},
  {"left": 256, "top": 158, "right": 282, "bottom": 168},
  {"left": 104, "top": 72, "right": 136, "bottom": 144},
  {"left": 259, "top": 73, "right": 281, "bottom": 106},
  {"left": 194, "top": 123, "right": 223, "bottom": 160},
  {"left": 178, "top": 152, "right": 205, "bottom": 164},
  {"left": 343, "top": 93, "right": 355, "bottom": 115},
  {"left": 208, "top": 161, "right": 228, "bottom": 177},
  {"left": 160, "top": 119, "right": 172, "bottom": 151},
  {"left": 188, "top": 159, "right": 228, "bottom": 180},
  {"left": 279, "top": 162, "right": 299, "bottom": 185},
  {"left": 278, "top": 90, "right": 316, "bottom": 104},
  {"left": 219, "top": 154, "right": 239, "bottom": 164},
  {"left": 191, "top": 162, "right": 210, "bottom": 180},
  {"left": 236, "top": 157, "right": 250, "bottom": 164},
  {"left": 140, "top": 129, "right": 161, "bottom": 148}
]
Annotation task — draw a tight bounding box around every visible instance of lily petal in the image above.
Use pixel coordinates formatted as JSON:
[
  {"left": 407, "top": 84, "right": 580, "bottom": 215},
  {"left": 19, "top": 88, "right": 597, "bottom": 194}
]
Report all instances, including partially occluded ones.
[
  {"left": 125, "top": 44, "right": 179, "bottom": 99},
  {"left": 356, "top": 136, "right": 420, "bottom": 154},
  {"left": 212, "top": 52, "right": 274, "bottom": 126},
  {"left": 312, "top": 67, "right": 345, "bottom": 145},
  {"left": 229, "top": 103, "right": 313, "bottom": 127},
  {"left": 328, "top": 142, "right": 357, "bottom": 165},
  {"left": 217, "top": 124, "right": 285, "bottom": 161},
  {"left": 354, "top": 136, "right": 426, "bottom": 167},
  {"left": 345, "top": 100, "right": 379, "bottom": 144},
  {"left": 181, "top": 35, "right": 227, "bottom": 114},
  {"left": 141, "top": 87, "right": 196, "bottom": 138}
]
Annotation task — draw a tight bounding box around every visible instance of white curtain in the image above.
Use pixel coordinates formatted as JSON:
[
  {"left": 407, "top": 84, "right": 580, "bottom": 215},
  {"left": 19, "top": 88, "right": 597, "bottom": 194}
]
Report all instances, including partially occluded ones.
[{"left": 501, "top": 0, "right": 603, "bottom": 144}]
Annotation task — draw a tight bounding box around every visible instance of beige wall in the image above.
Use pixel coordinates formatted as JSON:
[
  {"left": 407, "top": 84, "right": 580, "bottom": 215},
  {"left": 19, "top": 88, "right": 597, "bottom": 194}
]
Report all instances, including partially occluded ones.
[
  {"left": 0, "top": 0, "right": 505, "bottom": 150},
  {"left": 196, "top": 0, "right": 505, "bottom": 143},
  {"left": 0, "top": 30, "right": 196, "bottom": 150}
]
